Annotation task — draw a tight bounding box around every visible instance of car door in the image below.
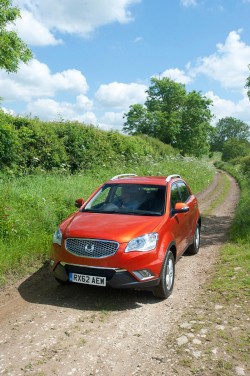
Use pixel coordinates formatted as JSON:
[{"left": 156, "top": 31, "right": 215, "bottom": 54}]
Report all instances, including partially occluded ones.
[
  {"left": 177, "top": 180, "right": 197, "bottom": 247},
  {"left": 169, "top": 182, "right": 188, "bottom": 256},
  {"left": 178, "top": 181, "right": 198, "bottom": 245}
]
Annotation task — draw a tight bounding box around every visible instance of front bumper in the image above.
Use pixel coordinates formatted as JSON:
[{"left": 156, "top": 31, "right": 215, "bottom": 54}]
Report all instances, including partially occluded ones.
[{"left": 52, "top": 262, "right": 160, "bottom": 290}]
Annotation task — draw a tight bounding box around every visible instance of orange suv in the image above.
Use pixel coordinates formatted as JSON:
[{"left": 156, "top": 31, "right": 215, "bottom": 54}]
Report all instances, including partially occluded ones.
[{"left": 50, "top": 174, "right": 201, "bottom": 299}]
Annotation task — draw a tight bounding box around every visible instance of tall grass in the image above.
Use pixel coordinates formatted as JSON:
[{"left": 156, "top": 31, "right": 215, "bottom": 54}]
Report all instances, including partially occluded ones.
[
  {"left": 0, "top": 157, "right": 215, "bottom": 284},
  {"left": 211, "top": 161, "right": 250, "bottom": 298},
  {"left": 215, "top": 161, "right": 250, "bottom": 243}
]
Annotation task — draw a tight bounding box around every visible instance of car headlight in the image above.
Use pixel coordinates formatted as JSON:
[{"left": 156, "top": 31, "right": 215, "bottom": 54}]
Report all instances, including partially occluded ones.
[
  {"left": 53, "top": 228, "right": 63, "bottom": 246},
  {"left": 125, "top": 233, "right": 158, "bottom": 252}
]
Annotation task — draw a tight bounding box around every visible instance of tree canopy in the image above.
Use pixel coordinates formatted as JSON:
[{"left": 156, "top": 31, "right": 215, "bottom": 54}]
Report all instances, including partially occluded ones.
[
  {"left": 222, "top": 138, "right": 250, "bottom": 162},
  {"left": 0, "top": 0, "right": 32, "bottom": 73},
  {"left": 123, "top": 77, "right": 213, "bottom": 157},
  {"left": 210, "top": 116, "right": 250, "bottom": 152}
]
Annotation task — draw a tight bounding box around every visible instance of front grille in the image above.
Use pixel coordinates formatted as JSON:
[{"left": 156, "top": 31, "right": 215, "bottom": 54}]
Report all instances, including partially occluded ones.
[{"left": 65, "top": 238, "right": 119, "bottom": 258}]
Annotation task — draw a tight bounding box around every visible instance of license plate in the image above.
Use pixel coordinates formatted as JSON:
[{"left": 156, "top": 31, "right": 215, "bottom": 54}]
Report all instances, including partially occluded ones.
[{"left": 69, "top": 272, "right": 106, "bottom": 286}]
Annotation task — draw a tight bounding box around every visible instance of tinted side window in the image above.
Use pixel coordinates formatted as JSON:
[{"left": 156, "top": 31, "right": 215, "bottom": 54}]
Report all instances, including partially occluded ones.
[
  {"left": 178, "top": 181, "right": 190, "bottom": 202},
  {"left": 170, "top": 183, "right": 181, "bottom": 209}
]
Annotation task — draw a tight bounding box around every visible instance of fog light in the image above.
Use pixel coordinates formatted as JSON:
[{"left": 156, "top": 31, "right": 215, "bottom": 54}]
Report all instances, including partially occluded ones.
[{"left": 133, "top": 269, "right": 155, "bottom": 281}]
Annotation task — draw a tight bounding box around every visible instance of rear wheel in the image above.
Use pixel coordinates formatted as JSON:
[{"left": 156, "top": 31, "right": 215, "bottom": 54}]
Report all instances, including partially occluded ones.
[
  {"left": 153, "top": 250, "right": 175, "bottom": 299},
  {"left": 188, "top": 223, "right": 200, "bottom": 255}
]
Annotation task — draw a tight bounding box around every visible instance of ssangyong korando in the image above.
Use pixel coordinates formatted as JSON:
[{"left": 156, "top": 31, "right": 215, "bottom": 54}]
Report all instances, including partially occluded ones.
[{"left": 50, "top": 174, "right": 201, "bottom": 299}]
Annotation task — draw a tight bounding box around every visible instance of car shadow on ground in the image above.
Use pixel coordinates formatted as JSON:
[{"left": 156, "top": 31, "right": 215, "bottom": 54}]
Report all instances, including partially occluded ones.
[
  {"left": 18, "top": 262, "right": 159, "bottom": 311},
  {"left": 18, "top": 213, "right": 233, "bottom": 311}
]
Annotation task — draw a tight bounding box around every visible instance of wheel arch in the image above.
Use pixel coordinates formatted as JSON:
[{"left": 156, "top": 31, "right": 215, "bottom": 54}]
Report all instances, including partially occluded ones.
[
  {"left": 168, "top": 241, "right": 177, "bottom": 261},
  {"left": 159, "top": 240, "right": 177, "bottom": 273},
  {"left": 198, "top": 215, "right": 201, "bottom": 226}
]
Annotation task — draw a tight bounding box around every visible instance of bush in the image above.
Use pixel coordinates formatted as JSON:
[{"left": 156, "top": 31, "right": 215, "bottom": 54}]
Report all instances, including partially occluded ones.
[
  {"left": 240, "top": 155, "right": 250, "bottom": 177},
  {"left": 0, "top": 111, "right": 177, "bottom": 175},
  {"left": 0, "top": 113, "right": 18, "bottom": 170},
  {"left": 222, "top": 138, "right": 250, "bottom": 162},
  {"left": 214, "top": 160, "right": 250, "bottom": 243}
]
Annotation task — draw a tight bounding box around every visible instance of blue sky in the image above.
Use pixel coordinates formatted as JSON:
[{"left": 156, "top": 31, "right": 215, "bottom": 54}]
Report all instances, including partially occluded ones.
[{"left": 1, "top": 0, "right": 250, "bottom": 130}]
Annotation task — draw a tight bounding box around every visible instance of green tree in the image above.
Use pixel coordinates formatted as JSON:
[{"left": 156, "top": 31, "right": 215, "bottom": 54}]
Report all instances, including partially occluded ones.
[
  {"left": 222, "top": 138, "right": 250, "bottom": 162},
  {"left": 123, "top": 77, "right": 213, "bottom": 156},
  {"left": 145, "top": 78, "right": 186, "bottom": 144},
  {"left": 177, "top": 91, "right": 213, "bottom": 157},
  {"left": 0, "top": 0, "right": 32, "bottom": 73},
  {"left": 211, "top": 117, "right": 250, "bottom": 152},
  {"left": 123, "top": 104, "right": 153, "bottom": 136}
]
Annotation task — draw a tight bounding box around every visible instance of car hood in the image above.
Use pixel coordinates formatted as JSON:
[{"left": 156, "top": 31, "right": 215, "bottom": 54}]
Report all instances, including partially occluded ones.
[{"left": 63, "top": 211, "right": 164, "bottom": 243}]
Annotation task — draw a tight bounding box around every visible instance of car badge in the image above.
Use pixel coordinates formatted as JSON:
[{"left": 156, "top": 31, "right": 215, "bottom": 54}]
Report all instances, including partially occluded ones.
[{"left": 85, "top": 244, "right": 95, "bottom": 253}]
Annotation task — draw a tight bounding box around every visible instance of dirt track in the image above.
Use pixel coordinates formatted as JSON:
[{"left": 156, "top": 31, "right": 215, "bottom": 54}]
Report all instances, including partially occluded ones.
[{"left": 0, "top": 171, "right": 240, "bottom": 376}]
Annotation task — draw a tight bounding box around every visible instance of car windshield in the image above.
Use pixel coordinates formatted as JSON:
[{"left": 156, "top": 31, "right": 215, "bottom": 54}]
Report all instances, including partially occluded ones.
[{"left": 82, "top": 184, "right": 166, "bottom": 216}]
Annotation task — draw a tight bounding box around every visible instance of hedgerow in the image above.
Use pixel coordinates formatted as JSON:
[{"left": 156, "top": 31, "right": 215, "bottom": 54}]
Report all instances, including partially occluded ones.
[{"left": 0, "top": 110, "right": 178, "bottom": 175}]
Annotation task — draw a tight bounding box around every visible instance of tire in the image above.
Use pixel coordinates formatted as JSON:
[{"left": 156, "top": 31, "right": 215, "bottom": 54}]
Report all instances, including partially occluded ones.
[
  {"left": 153, "top": 250, "right": 175, "bottom": 299},
  {"left": 188, "top": 223, "right": 200, "bottom": 255}
]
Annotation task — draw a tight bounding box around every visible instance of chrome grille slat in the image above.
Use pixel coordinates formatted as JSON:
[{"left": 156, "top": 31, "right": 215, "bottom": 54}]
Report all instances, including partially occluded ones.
[{"left": 65, "top": 238, "right": 119, "bottom": 258}]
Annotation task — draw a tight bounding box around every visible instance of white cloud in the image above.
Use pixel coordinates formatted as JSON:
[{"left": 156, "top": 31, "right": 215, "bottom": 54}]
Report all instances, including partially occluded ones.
[
  {"left": 14, "top": 10, "right": 62, "bottom": 46},
  {"left": 26, "top": 98, "right": 97, "bottom": 124},
  {"left": 206, "top": 90, "right": 250, "bottom": 125},
  {"left": 190, "top": 30, "right": 250, "bottom": 90},
  {"left": 95, "top": 82, "right": 147, "bottom": 110},
  {"left": 81, "top": 111, "right": 98, "bottom": 125},
  {"left": 180, "top": 0, "right": 197, "bottom": 7},
  {"left": 0, "top": 59, "right": 89, "bottom": 101},
  {"left": 1, "top": 107, "right": 15, "bottom": 116},
  {"left": 161, "top": 68, "right": 193, "bottom": 84},
  {"left": 17, "top": 0, "right": 140, "bottom": 45},
  {"left": 99, "top": 111, "right": 125, "bottom": 130},
  {"left": 134, "top": 36, "right": 143, "bottom": 43},
  {"left": 75, "top": 95, "right": 93, "bottom": 111}
]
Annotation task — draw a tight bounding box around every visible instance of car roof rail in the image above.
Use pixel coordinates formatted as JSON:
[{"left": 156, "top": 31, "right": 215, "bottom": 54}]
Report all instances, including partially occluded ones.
[
  {"left": 111, "top": 174, "right": 137, "bottom": 180},
  {"left": 166, "top": 174, "right": 181, "bottom": 182}
]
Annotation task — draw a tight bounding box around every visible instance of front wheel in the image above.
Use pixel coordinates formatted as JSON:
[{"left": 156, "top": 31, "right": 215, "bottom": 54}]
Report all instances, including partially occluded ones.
[{"left": 153, "top": 250, "right": 175, "bottom": 299}]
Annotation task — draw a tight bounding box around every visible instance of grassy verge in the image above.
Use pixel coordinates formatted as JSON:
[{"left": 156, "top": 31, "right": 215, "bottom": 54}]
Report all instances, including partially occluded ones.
[
  {"left": 165, "top": 164, "right": 250, "bottom": 376},
  {"left": 202, "top": 171, "right": 231, "bottom": 216},
  {"left": 0, "top": 156, "right": 214, "bottom": 285}
]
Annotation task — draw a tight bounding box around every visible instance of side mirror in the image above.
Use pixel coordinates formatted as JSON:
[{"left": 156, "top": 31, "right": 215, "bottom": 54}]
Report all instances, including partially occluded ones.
[
  {"left": 75, "top": 198, "right": 85, "bottom": 208},
  {"left": 172, "top": 202, "right": 189, "bottom": 214}
]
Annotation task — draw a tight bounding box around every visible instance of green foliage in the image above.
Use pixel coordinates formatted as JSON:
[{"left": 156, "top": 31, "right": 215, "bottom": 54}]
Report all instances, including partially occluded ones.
[
  {"left": 17, "top": 120, "right": 69, "bottom": 173},
  {"left": 0, "top": 110, "right": 179, "bottom": 175},
  {"left": 0, "top": 0, "right": 32, "bottom": 73},
  {"left": 0, "top": 119, "right": 18, "bottom": 169},
  {"left": 211, "top": 117, "right": 250, "bottom": 153},
  {"left": 214, "top": 160, "right": 250, "bottom": 243},
  {"left": 177, "top": 91, "right": 213, "bottom": 157},
  {"left": 222, "top": 138, "right": 250, "bottom": 162},
  {"left": 239, "top": 155, "right": 250, "bottom": 177},
  {"left": 123, "top": 77, "right": 213, "bottom": 157},
  {"left": 145, "top": 78, "right": 186, "bottom": 144},
  {"left": 123, "top": 104, "right": 152, "bottom": 135}
]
